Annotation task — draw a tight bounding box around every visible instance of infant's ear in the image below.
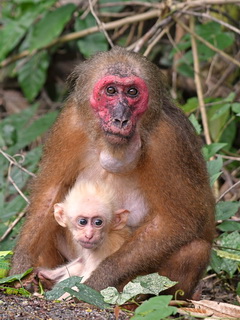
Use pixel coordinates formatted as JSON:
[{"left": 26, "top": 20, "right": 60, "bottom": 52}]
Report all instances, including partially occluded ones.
[
  {"left": 111, "top": 209, "right": 130, "bottom": 230},
  {"left": 54, "top": 203, "right": 67, "bottom": 227}
]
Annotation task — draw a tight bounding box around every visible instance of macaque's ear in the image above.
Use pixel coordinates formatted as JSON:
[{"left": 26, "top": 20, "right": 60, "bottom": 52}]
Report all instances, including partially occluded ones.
[
  {"left": 54, "top": 203, "right": 67, "bottom": 227},
  {"left": 112, "top": 209, "right": 130, "bottom": 230}
]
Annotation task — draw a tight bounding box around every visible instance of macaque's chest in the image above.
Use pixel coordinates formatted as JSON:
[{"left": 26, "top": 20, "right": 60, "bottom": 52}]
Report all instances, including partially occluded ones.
[{"left": 76, "top": 153, "right": 149, "bottom": 227}]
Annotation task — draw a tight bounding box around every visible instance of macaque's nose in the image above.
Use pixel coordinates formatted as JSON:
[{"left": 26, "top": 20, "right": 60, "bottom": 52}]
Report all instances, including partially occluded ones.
[
  {"left": 113, "top": 118, "right": 129, "bottom": 128},
  {"left": 84, "top": 228, "right": 94, "bottom": 240}
]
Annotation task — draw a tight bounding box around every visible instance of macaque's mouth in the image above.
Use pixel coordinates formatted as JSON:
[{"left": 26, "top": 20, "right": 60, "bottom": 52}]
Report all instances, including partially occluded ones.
[
  {"left": 80, "top": 241, "right": 98, "bottom": 249},
  {"left": 105, "top": 131, "right": 133, "bottom": 145}
]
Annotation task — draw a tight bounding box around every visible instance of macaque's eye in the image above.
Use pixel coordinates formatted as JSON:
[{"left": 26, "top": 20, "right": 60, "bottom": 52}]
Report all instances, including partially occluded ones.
[
  {"left": 106, "top": 86, "right": 117, "bottom": 95},
  {"left": 78, "top": 218, "right": 88, "bottom": 226},
  {"left": 93, "top": 218, "right": 103, "bottom": 227},
  {"left": 127, "top": 87, "right": 138, "bottom": 97}
]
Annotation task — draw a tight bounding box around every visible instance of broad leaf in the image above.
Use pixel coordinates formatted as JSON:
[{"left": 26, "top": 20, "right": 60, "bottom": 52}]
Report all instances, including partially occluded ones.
[
  {"left": 65, "top": 284, "right": 110, "bottom": 309},
  {"left": 101, "top": 273, "right": 177, "bottom": 305},
  {"left": 0, "top": 268, "right": 33, "bottom": 284},
  {"left": 18, "top": 51, "right": 50, "bottom": 101},
  {"left": 215, "top": 201, "right": 240, "bottom": 221},
  {"left": 28, "top": 4, "right": 76, "bottom": 50},
  {"left": 132, "top": 295, "right": 177, "bottom": 320}
]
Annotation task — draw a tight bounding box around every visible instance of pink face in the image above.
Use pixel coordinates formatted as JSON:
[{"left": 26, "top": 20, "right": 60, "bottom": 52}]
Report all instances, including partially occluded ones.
[
  {"left": 73, "top": 216, "right": 106, "bottom": 249},
  {"left": 90, "top": 75, "right": 149, "bottom": 144}
]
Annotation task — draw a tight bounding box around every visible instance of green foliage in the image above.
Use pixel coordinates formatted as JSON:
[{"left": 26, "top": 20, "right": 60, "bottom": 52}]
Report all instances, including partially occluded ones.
[
  {"left": 0, "top": 267, "right": 33, "bottom": 284},
  {"left": 132, "top": 295, "right": 177, "bottom": 320},
  {"left": 0, "top": 105, "right": 57, "bottom": 251},
  {"left": 75, "top": 14, "right": 108, "bottom": 58},
  {"left": 172, "top": 22, "right": 234, "bottom": 78},
  {"left": 18, "top": 51, "right": 50, "bottom": 101},
  {"left": 46, "top": 274, "right": 176, "bottom": 313},
  {"left": 46, "top": 276, "right": 110, "bottom": 309},
  {"left": 101, "top": 274, "right": 177, "bottom": 305},
  {"left": 0, "top": 251, "right": 12, "bottom": 278}
]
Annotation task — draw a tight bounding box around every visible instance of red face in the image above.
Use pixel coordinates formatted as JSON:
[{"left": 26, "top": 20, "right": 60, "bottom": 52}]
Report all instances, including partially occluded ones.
[{"left": 90, "top": 75, "right": 149, "bottom": 144}]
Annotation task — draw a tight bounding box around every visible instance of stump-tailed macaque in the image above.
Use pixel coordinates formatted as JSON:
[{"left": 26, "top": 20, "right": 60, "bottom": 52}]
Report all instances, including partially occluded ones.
[
  {"left": 37, "top": 181, "right": 130, "bottom": 287},
  {"left": 10, "top": 47, "right": 215, "bottom": 299}
]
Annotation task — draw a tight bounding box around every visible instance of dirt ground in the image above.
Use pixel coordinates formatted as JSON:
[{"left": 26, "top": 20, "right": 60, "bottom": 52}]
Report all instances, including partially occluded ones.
[
  {"left": 0, "top": 275, "right": 239, "bottom": 320},
  {"left": 0, "top": 291, "right": 131, "bottom": 320}
]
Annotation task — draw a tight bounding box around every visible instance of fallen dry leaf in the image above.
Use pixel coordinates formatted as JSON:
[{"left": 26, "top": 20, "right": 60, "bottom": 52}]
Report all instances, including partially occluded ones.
[
  {"left": 178, "top": 307, "right": 213, "bottom": 318},
  {"left": 191, "top": 300, "right": 240, "bottom": 319}
]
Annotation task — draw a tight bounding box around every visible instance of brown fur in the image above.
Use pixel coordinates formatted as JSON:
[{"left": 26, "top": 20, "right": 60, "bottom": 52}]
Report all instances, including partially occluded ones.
[{"left": 10, "top": 47, "right": 215, "bottom": 299}]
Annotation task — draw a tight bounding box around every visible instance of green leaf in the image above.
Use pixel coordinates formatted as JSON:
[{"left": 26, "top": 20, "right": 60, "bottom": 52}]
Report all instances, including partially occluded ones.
[
  {"left": 0, "top": 21, "right": 26, "bottom": 61},
  {"left": 215, "top": 231, "right": 240, "bottom": 277},
  {"left": 18, "top": 50, "right": 50, "bottom": 101},
  {"left": 188, "top": 114, "right": 201, "bottom": 134},
  {"left": 210, "top": 249, "right": 223, "bottom": 274},
  {"left": 0, "top": 286, "right": 31, "bottom": 297},
  {"left": 0, "top": 268, "right": 33, "bottom": 284},
  {"left": 207, "top": 156, "right": 223, "bottom": 186},
  {"left": 9, "top": 111, "right": 58, "bottom": 153},
  {"left": 28, "top": 4, "right": 76, "bottom": 50},
  {"left": 132, "top": 295, "right": 177, "bottom": 320},
  {"left": 215, "top": 201, "right": 240, "bottom": 221},
  {"left": 217, "top": 221, "right": 240, "bottom": 232},
  {"left": 177, "top": 61, "right": 194, "bottom": 78},
  {"left": 0, "top": 104, "right": 38, "bottom": 133},
  {"left": 46, "top": 276, "right": 82, "bottom": 300},
  {"left": 75, "top": 15, "right": 108, "bottom": 58},
  {"left": 210, "top": 104, "right": 231, "bottom": 121},
  {"left": 101, "top": 274, "right": 177, "bottom": 305},
  {"left": 181, "top": 97, "right": 198, "bottom": 113},
  {"left": 65, "top": 284, "right": 110, "bottom": 309},
  {"left": 232, "top": 102, "right": 240, "bottom": 115},
  {"left": 0, "top": 0, "right": 57, "bottom": 60},
  {"left": 202, "top": 143, "right": 227, "bottom": 160},
  {"left": 46, "top": 276, "right": 110, "bottom": 309}
]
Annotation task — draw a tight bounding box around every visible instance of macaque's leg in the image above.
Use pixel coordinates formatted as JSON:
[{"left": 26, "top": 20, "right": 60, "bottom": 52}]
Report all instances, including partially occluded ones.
[{"left": 159, "top": 239, "right": 211, "bottom": 299}]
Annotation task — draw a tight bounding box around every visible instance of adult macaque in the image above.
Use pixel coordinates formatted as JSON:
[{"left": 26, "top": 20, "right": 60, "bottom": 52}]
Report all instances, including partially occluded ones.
[
  {"left": 37, "top": 181, "right": 130, "bottom": 287},
  {"left": 10, "top": 47, "right": 215, "bottom": 299}
]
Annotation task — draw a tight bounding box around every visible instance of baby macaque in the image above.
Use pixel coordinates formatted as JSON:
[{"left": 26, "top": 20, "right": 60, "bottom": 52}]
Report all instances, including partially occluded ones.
[{"left": 37, "top": 181, "right": 130, "bottom": 288}]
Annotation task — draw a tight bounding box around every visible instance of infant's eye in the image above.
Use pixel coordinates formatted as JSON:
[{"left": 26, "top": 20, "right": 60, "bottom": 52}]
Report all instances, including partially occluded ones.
[
  {"left": 93, "top": 218, "right": 103, "bottom": 227},
  {"left": 78, "top": 218, "right": 87, "bottom": 226},
  {"left": 106, "top": 86, "right": 117, "bottom": 95},
  {"left": 127, "top": 87, "right": 138, "bottom": 97}
]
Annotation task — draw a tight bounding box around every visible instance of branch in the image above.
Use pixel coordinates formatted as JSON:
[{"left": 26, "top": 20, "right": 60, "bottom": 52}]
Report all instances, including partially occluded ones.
[
  {"left": 217, "top": 180, "right": 240, "bottom": 202},
  {"left": 88, "top": 0, "right": 114, "bottom": 47},
  {"left": 0, "top": 209, "right": 27, "bottom": 242},
  {"left": 190, "top": 16, "right": 211, "bottom": 145}
]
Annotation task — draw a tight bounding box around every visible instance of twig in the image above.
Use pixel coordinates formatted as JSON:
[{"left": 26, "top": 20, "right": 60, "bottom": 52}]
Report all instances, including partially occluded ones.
[
  {"left": 182, "top": 10, "right": 240, "bottom": 35},
  {"left": 217, "top": 154, "right": 240, "bottom": 162},
  {"left": 7, "top": 162, "right": 30, "bottom": 204},
  {"left": 88, "top": 0, "right": 114, "bottom": 47},
  {"left": 144, "top": 28, "right": 169, "bottom": 57},
  {"left": 0, "top": 209, "right": 27, "bottom": 242},
  {"left": 217, "top": 180, "right": 240, "bottom": 202},
  {"left": 0, "top": 148, "right": 35, "bottom": 177},
  {"left": 175, "top": 17, "right": 240, "bottom": 68},
  {"left": 190, "top": 16, "right": 211, "bottom": 145}
]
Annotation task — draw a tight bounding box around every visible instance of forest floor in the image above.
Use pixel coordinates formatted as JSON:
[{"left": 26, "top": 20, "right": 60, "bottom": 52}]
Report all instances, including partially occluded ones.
[{"left": 0, "top": 276, "right": 239, "bottom": 320}]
